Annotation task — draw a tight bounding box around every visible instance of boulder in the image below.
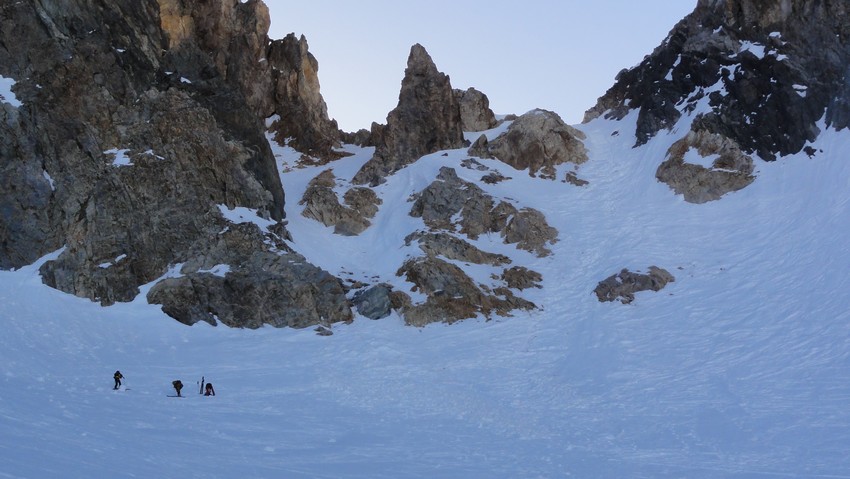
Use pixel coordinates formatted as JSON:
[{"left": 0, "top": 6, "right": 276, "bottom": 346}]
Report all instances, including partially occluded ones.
[
  {"left": 564, "top": 171, "right": 589, "bottom": 187},
  {"left": 344, "top": 187, "right": 382, "bottom": 218},
  {"left": 502, "top": 208, "right": 559, "bottom": 257},
  {"left": 396, "top": 256, "right": 537, "bottom": 327},
  {"left": 352, "top": 283, "right": 395, "bottom": 320},
  {"left": 594, "top": 267, "right": 675, "bottom": 304},
  {"left": 468, "top": 109, "right": 588, "bottom": 179},
  {"left": 396, "top": 257, "right": 482, "bottom": 326},
  {"left": 410, "top": 167, "right": 491, "bottom": 231},
  {"left": 398, "top": 167, "right": 554, "bottom": 324},
  {"left": 454, "top": 87, "right": 497, "bottom": 132}
]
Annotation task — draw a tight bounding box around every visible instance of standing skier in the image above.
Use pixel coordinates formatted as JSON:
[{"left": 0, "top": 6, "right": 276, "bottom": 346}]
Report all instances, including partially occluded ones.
[
  {"left": 113, "top": 370, "right": 123, "bottom": 390},
  {"left": 204, "top": 383, "right": 216, "bottom": 396},
  {"left": 172, "top": 380, "right": 183, "bottom": 397}
]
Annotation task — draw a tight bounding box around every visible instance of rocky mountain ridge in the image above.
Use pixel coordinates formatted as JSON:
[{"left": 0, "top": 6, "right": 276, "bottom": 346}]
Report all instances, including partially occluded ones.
[
  {"left": 586, "top": 0, "right": 850, "bottom": 158},
  {"left": 2, "top": 0, "right": 846, "bottom": 328}
]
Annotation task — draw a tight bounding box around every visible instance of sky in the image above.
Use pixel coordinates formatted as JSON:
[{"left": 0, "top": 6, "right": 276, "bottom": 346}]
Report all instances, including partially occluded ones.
[{"left": 267, "top": 1, "right": 698, "bottom": 132}]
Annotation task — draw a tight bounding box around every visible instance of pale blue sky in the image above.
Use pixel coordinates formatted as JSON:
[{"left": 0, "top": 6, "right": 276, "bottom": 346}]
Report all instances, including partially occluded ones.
[{"left": 267, "top": 1, "right": 697, "bottom": 131}]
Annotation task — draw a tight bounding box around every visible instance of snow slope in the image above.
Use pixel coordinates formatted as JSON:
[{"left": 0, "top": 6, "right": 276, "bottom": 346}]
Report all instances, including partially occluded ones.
[{"left": 2, "top": 112, "right": 850, "bottom": 478}]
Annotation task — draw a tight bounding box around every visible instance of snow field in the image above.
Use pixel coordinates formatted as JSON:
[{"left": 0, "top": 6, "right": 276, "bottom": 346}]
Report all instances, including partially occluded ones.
[{"left": 1, "top": 112, "right": 850, "bottom": 477}]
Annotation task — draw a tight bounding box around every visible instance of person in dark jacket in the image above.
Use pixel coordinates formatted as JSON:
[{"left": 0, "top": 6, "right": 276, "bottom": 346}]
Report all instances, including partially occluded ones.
[
  {"left": 113, "top": 371, "right": 123, "bottom": 390},
  {"left": 172, "top": 380, "right": 183, "bottom": 397},
  {"left": 204, "top": 383, "right": 216, "bottom": 396}
]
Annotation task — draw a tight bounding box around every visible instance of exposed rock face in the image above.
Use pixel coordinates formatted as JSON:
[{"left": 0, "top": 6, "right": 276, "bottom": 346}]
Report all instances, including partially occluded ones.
[
  {"left": 0, "top": 0, "right": 349, "bottom": 328},
  {"left": 455, "top": 87, "right": 498, "bottom": 132},
  {"left": 469, "top": 110, "right": 588, "bottom": 179},
  {"left": 594, "top": 267, "right": 675, "bottom": 304},
  {"left": 158, "top": 0, "right": 272, "bottom": 116},
  {"left": 159, "top": 2, "right": 340, "bottom": 157},
  {"left": 352, "top": 44, "right": 465, "bottom": 185},
  {"left": 299, "top": 169, "right": 381, "bottom": 235},
  {"left": 657, "top": 129, "right": 755, "bottom": 203},
  {"left": 266, "top": 33, "right": 342, "bottom": 159},
  {"left": 585, "top": 0, "right": 850, "bottom": 161}
]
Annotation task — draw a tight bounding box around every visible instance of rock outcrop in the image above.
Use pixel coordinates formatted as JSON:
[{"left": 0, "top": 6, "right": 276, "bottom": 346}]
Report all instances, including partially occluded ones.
[
  {"left": 657, "top": 129, "right": 755, "bottom": 203},
  {"left": 352, "top": 44, "right": 465, "bottom": 185},
  {"left": 299, "top": 169, "right": 381, "bottom": 235},
  {"left": 469, "top": 109, "right": 588, "bottom": 179},
  {"left": 410, "top": 167, "right": 558, "bottom": 256},
  {"left": 392, "top": 166, "right": 552, "bottom": 325},
  {"left": 502, "top": 266, "right": 543, "bottom": 290},
  {"left": 0, "top": 0, "right": 349, "bottom": 328},
  {"left": 404, "top": 232, "right": 511, "bottom": 266},
  {"left": 585, "top": 0, "right": 850, "bottom": 161},
  {"left": 396, "top": 256, "right": 536, "bottom": 326},
  {"left": 146, "top": 223, "right": 352, "bottom": 328},
  {"left": 594, "top": 267, "right": 675, "bottom": 304}
]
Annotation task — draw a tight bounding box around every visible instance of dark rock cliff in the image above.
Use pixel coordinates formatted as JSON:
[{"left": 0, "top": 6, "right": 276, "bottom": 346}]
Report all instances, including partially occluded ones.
[{"left": 585, "top": 0, "right": 850, "bottom": 162}]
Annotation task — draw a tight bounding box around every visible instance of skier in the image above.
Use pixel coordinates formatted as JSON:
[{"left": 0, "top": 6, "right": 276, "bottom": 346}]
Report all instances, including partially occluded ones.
[
  {"left": 113, "top": 370, "right": 123, "bottom": 390},
  {"left": 204, "top": 383, "right": 216, "bottom": 396},
  {"left": 172, "top": 379, "right": 184, "bottom": 397}
]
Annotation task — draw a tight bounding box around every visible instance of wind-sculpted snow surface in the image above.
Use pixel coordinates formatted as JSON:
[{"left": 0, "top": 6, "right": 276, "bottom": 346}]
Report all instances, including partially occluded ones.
[{"left": 2, "top": 116, "right": 850, "bottom": 477}]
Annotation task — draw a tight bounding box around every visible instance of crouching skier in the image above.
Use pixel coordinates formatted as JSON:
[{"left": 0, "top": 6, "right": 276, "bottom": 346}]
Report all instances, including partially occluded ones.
[{"left": 172, "top": 380, "right": 183, "bottom": 397}]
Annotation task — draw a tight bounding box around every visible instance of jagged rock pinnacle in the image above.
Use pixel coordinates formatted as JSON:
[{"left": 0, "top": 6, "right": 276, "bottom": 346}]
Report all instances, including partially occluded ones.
[{"left": 352, "top": 44, "right": 464, "bottom": 185}]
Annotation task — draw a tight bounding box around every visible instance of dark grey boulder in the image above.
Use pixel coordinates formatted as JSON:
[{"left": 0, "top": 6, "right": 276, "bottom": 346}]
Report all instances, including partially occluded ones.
[{"left": 352, "top": 284, "right": 394, "bottom": 320}]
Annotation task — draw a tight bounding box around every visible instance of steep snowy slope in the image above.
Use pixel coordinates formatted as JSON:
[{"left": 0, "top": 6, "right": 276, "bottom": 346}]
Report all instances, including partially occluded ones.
[{"left": 2, "top": 108, "right": 849, "bottom": 478}]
